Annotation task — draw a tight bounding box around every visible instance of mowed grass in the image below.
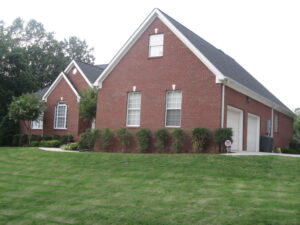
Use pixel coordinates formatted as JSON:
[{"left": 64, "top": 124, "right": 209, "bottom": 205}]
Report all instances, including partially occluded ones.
[{"left": 0, "top": 148, "right": 299, "bottom": 225}]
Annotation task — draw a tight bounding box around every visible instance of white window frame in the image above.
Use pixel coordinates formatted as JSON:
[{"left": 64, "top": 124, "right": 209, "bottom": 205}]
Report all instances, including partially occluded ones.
[
  {"left": 54, "top": 103, "right": 68, "bottom": 129},
  {"left": 126, "top": 92, "right": 141, "bottom": 127},
  {"left": 165, "top": 90, "right": 182, "bottom": 128},
  {"left": 31, "top": 113, "right": 44, "bottom": 130},
  {"left": 148, "top": 34, "right": 164, "bottom": 57}
]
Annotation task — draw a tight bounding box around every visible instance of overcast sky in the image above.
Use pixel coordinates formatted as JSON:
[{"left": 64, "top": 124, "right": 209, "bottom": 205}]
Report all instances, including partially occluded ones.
[{"left": 1, "top": 0, "right": 299, "bottom": 111}]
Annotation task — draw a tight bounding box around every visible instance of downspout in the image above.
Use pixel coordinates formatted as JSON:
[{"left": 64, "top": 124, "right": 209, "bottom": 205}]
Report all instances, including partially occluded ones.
[
  {"left": 271, "top": 108, "right": 274, "bottom": 137},
  {"left": 221, "top": 79, "right": 227, "bottom": 128}
]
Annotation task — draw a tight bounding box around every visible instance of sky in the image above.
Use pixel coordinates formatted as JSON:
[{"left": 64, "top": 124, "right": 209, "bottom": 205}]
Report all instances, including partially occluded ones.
[{"left": 0, "top": 0, "right": 299, "bottom": 111}]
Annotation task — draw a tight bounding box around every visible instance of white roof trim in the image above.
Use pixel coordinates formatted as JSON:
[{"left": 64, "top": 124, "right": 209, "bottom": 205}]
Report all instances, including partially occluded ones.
[
  {"left": 42, "top": 72, "right": 81, "bottom": 103},
  {"left": 64, "top": 60, "right": 93, "bottom": 88},
  {"left": 224, "top": 77, "right": 294, "bottom": 118}
]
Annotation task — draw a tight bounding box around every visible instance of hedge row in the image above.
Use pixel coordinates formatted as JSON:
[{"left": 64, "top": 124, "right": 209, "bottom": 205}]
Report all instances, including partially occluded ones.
[
  {"left": 12, "top": 134, "right": 73, "bottom": 147},
  {"left": 79, "top": 127, "right": 233, "bottom": 153}
]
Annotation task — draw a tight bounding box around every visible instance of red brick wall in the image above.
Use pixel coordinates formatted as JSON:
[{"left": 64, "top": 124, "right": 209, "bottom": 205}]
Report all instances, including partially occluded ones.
[
  {"left": 225, "top": 87, "right": 293, "bottom": 149},
  {"left": 96, "top": 18, "right": 222, "bottom": 133},
  {"left": 43, "top": 78, "right": 81, "bottom": 140},
  {"left": 273, "top": 111, "right": 293, "bottom": 148},
  {"left": 66, "top": 66, "right": 90, "bottom": 93}
]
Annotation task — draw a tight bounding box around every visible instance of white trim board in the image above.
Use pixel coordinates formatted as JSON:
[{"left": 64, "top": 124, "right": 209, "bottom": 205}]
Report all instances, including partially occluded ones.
[
  {"left": 64, "top": 60, "right": 93, "bottom": 88},
  {"left": 42, "top": 72, "right": 81, "bottom": 103}
]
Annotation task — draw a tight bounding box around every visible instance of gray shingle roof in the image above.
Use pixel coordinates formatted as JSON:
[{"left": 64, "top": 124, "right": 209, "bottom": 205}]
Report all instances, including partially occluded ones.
[
  {"left": 159, "top": 9, "right": 292, "bottom": 113},
  {"left": 35, "top": 86, "right": 50, "bottom": 99},
  {"left": 75, "top": 60, "right": 106, "bottom": 83}
]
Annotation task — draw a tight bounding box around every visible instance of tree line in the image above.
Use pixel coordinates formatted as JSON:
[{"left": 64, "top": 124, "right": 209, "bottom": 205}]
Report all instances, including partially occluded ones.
[{"left": 0, "top": 18, "right": 95, "bottom": 145}]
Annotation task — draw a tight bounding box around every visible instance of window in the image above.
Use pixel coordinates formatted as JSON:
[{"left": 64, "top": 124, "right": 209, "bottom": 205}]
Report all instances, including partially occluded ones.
[
  {"left": 31, "top": 114, "right": 43, "bottom": 129},
  {"left": 149, "top": 34, "right": 164, "bottom": 57},
  {"left": 54, "top": 103, "right": 68, "bottom": 129},
  {"left": 166, "top": 91, "right": 182, "bottom": 127},
  {"left": 126, "top": 92, "right": 141, "bottom": 127},
  {"left": 274, "top": 114, "right": 278, "bottom": 133}
]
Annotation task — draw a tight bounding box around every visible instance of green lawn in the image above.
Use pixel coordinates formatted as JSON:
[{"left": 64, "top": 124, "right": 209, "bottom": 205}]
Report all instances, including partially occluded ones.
[{"left": 0, "top": 148, "right": 299, "bottom": 225}]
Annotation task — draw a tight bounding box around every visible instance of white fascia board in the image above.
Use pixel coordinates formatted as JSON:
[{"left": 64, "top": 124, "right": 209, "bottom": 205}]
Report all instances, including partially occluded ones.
[
  {"left": 224, "top": 77, "right": 294, "bottom": 118},
  {"left": 42, "top": 72, "right": 81, "bottom": 103},
  {"left": 64, "top": 60, "right": 93, "bottom": 88},
  {"left": 94, "top": 9, "right": 225, "bottom": 87}
]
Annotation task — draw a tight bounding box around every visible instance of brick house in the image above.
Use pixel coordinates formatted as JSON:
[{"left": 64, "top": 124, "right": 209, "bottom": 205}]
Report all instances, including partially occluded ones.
[
  {"left": 20, "top": 60, "right": 107, "bottom": 139},
  {"left": 23, "top": 8, "right": 294, "bottom": 151}
]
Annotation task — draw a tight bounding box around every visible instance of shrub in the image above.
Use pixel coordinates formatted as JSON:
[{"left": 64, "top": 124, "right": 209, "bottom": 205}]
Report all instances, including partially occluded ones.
[
  {"left": 0, "top": 115, "right": 18, "bottom": 146},
  {"left": 115, "top": 128, "right": 132, "bottom": 152},
  {"left": 64, "top": 142, "right": 79, "bottom": 150},
  {"left": 192, "top": 127, "right": 211, "bottom": 153},
  {"left": 136, "top": 128, "right": 151, "bottom": 153},
  {"left": 39, "top": 140, "right": 61, "bottom": 147},
  {"left": 31, "top": 134, "right": 42, "bottom": 142},
  {"left": 154, "top": 129, "right": 169, "bottom": 152},
  {"left": 79, "top": 129, "right": 100, "bottom": 150},
  {"left": 31, "top": 141, "right": 40, "bottom": 147},
  {"left": 12, "top": 134, "right": 29, "bottom": 146},
  {"left": 60, "top": 134, "right": 74, "bottom": 144},
  {"left": 43, "top": 135, "right": 53, "bottom": 141},
  {"left": 101, "top": 128, "right": 114, "bottom": 151},
  {"left": 214, "top": 128, "right": 233, "bottom": 153},
  {"left": 289, "top": 139, "right": 300, "bottom": 151},
  {"left": 281, "top": 147, "right": 300, "bottom": 154},
  {"left": 171, "top": 129, "right": 186, "bottom": 153}
]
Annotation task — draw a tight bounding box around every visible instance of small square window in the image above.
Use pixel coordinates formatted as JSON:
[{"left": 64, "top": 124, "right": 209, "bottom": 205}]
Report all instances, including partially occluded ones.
[{"left": 149, "top": 34, "right": 164, "bottom": 57}]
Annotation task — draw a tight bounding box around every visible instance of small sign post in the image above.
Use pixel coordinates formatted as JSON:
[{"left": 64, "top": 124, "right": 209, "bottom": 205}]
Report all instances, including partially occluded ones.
[{"left": 224, "top": 140, "right": 232, "bottom": 153}]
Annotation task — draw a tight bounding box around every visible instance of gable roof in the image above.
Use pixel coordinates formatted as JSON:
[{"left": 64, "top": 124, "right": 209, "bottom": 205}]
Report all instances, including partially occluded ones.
[
  {"left": 159, "top": 10, "right": 292, "bottom": 115},
  {"left": 94, "top": 8, "right": 293, "bottom": 117},
  {"left": 64, "top": 60, "right": 106, "bottom": 87},
  {"left": 42, "top": 72, "right": 81, "bottom": 102},
  {"left": 35, "top": 86, "right": 50, "bottom": 99}
]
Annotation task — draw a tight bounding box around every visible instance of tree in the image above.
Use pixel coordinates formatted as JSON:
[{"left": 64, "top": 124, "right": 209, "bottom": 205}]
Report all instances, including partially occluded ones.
[
  {"left": 8, "top": 93, "right": 45, "bottom": 145},
  {"left": 0, "top": 18, "right": 95, "bottom": 123},
  {"left": 79, "top": 88, "right": 98, "bottom": 127}
]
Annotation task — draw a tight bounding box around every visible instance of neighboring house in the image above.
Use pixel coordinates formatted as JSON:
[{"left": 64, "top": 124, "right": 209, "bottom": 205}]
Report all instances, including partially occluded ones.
[
  {"left": 21, "top": 8, "right": 294, "bottom": 151},
  {"left": 93, "top": 8, "right": 294, "bottom": 151},
  {"left": 20, "top": 60, "right": 107, "bottom": 139}
]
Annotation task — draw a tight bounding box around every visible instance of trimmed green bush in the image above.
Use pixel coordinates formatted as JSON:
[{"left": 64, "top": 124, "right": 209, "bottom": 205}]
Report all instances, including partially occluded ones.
[
  {"left": 136, "top": 128, "right": 151, "bottom": 153},
  {"left": 60, "top": 134, "right": 74, "bottom": 144},
  {"left": 31, "top": 135, "right": 42, "bottom": 142},
  {"left": 101, "top": 128, "right": 114, "bottom": 151},
  {"left": 42, "top": 135, "right": 53, "bottom": 141},
  {"left": 30, "top": 141, "right": 40, "bottom": 147},
  {"left": 192, "top": 127, "right": 211, "bottom": 153},
  {"left": 214, "top": 128, "right": 233, "bottom": 153},
  {"left": 79, "top": 129, "right": 100, "bottom": 150},
  {"left": 171, "top": 129, "right": 185, "bottom": 153},
  {"left": 115, "top": 128, "right": 132, "bottom": 152},
  {"left": 12, "top": 134, "right": 29, "bottom": 146},
  {"left": 64, "top": 142, "right": 79, "bottom": 150},
  {"left": 281, "top": 147, "right": 300, "bottom": 154},
  {"left": 39, "top": 140, "right": 61, "bottom": 147},
  {"left": 154, "top": 129, "right": 169, "bottom": 152}
]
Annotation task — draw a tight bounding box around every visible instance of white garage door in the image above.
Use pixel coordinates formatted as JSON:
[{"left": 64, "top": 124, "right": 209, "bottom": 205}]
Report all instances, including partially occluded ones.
[
  {"left": 247, "top": 113, "right": 260, "bottom": 152},
  {"left": 227, "top": 106, "right": 243, "bottom": 151}
]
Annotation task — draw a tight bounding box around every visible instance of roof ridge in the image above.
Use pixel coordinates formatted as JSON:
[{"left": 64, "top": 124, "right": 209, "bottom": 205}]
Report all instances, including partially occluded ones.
[{"left": 75, "top": 60, "right": 103, "bottom": 70}]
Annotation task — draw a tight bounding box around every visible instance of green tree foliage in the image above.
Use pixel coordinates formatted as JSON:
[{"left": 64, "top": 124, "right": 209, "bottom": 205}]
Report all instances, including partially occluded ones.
[
  {"left": 8, "top": 93, "right": 45, "bottom": 144},
  {"left": 79, "top": 88, "right": 98, "bottom": 123},
  {"left": 0, "top": 18, "right": 95, "bottom": 121},
  {"left": 0, "top": 115, "right": 19, "bottom": 146}
]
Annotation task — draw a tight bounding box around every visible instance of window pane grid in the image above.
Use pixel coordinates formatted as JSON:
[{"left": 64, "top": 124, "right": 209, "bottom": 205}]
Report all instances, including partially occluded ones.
[
  {"left": 166, "top": 91, "right": 182, "bottom": 127},
  {"left": 127, "top": 93, "right": 141, "bottom": 126},
  {"left": 54, "top": 104, "right": 67, "bottom": 129},
  {"left": 149, "top": 34, "right": 164, "bottom": 57}
]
